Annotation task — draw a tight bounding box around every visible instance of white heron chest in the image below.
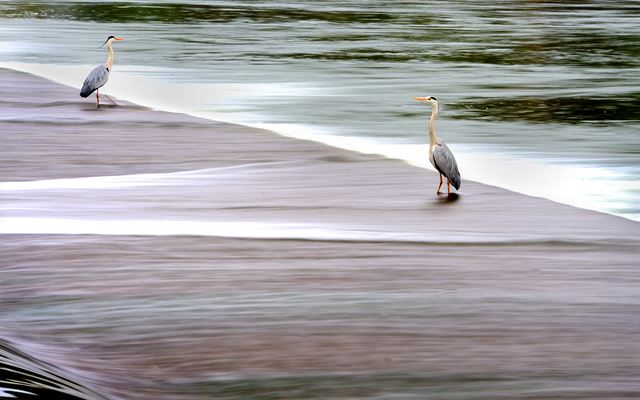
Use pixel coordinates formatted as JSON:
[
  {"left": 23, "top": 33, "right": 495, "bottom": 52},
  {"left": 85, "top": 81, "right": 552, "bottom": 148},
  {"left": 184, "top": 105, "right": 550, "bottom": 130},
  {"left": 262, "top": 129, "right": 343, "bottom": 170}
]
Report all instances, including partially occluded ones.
[{"left": 428, "top": 143, "right": 439, "bottom": 166}]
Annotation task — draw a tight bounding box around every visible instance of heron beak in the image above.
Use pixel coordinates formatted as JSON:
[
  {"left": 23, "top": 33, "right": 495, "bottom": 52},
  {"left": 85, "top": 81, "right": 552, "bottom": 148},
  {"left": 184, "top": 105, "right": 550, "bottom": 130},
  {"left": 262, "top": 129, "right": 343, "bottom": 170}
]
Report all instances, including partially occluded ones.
[
  {"left": 101, "top": 37, "right": 124, "bottom": 47},
  {"left": 414, "top": 97, "right": 429, "bottom": 102}
]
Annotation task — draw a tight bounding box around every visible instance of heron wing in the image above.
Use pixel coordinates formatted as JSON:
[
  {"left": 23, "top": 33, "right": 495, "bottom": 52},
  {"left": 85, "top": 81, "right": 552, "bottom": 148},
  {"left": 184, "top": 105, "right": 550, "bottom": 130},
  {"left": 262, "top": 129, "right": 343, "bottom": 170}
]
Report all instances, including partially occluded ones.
[
  {"left": 80, "top": 65, "right": 109, "bottom": 97},
  {"left": 433, "top": 141, "right": 461, "bottom": 190}
]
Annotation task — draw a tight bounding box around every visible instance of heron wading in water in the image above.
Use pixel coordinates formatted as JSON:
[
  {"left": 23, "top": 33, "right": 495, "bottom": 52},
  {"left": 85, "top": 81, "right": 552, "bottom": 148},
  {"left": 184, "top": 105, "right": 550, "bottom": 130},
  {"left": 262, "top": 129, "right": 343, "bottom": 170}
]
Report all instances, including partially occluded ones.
[
  {"left": 80, "top": 35, "right": 123, "bottom": 107},
  {"left": 415, "top": 96, "right": 461, "bottom": 195}
]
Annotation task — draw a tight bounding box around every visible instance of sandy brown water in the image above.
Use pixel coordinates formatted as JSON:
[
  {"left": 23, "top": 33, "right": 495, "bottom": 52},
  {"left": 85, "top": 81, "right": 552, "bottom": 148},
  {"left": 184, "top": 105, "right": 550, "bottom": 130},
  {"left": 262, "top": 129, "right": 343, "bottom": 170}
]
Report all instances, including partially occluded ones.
[{"left": 1, "top": 69, "right": 639, "bottom": 399}]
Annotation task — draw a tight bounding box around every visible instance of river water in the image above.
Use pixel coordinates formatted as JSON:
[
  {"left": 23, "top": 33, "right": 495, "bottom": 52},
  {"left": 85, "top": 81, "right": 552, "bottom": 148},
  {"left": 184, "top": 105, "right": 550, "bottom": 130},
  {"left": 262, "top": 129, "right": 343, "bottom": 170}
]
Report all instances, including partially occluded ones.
[
  {"left": 1, "top": 2, "right": 640, "bottom": 400},
  {"left": 1, "top": 0, "right": 639, "bottom": 220}
]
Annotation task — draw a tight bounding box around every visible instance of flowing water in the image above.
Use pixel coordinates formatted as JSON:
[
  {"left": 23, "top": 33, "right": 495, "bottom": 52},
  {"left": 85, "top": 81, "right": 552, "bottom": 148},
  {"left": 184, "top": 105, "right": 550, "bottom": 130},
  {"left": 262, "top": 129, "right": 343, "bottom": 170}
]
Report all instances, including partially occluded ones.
[
  {"left": 1, "top": 0, "right": 639, "bottom": 219},
  {"left": 1, "top": 2, "right": 640, "bottom": 399}
]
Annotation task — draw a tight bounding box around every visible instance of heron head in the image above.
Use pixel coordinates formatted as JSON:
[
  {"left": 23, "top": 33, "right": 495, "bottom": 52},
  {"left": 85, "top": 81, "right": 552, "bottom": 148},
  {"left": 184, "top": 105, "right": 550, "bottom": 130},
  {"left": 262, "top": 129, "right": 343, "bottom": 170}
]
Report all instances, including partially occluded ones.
[
  {"left": 101, "top": 35, "right": 124, "bottom": 47},
  {"left": 414, "top": 96, "right": 439, "bottom": 110},
  {"left": 414, "top": 96, "right": 437, "bottom": 104}
]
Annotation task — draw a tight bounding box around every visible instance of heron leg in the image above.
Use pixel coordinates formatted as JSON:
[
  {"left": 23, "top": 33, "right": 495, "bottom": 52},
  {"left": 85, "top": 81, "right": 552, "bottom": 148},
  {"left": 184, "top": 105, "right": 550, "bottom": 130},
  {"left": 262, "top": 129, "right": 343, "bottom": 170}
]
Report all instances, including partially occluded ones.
[
  {"left": 436, "top": 174, "right": 443, "bottom": 194},
  {"left": 105, "top": 95, "right": 118, "bottom": 106},
  {"left": 96, "top": 89, "right": 100, "bottom": 108},
  {"left": 447, "top": 180, "right": 451, "bottom": 194}
]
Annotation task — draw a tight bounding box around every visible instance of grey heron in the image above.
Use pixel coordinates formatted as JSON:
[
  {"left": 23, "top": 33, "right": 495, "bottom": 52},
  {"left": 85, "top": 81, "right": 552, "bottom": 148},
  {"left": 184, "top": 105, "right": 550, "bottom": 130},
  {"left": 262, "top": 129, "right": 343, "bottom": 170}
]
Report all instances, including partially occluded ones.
[
  {"left": 415, "top": 96, "right": 461, "bottom": 194},
  {"left": 80, "top": 35, "right": 123, "bottom": 107}
]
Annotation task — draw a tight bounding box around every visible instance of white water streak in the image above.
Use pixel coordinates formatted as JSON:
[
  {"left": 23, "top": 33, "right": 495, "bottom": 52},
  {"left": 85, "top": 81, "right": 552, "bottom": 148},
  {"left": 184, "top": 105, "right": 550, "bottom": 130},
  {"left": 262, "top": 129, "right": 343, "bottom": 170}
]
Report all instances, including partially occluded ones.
[
  {"left": 0, "top": 163, "right": 285, "bottom": 191},
  {"left": 0, "top": 217, "right": 408, "bottom": 242}
]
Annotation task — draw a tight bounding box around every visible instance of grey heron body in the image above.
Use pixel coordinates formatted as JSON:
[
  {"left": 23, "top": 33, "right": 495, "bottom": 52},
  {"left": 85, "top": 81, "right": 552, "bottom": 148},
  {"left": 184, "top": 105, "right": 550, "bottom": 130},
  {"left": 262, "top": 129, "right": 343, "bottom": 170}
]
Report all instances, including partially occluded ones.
[
  {"left": 80, "top": 35, "right": 123, "bottom": 107},
  {"left": 415, "top": 96, "right": 461, "bottom": 194}
]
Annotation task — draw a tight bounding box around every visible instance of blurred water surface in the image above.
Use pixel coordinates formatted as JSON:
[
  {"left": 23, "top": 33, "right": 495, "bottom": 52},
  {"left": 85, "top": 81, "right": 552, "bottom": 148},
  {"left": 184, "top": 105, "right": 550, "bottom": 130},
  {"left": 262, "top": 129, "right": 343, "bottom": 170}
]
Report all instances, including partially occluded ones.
[{"left": 2, "top": 234, "right": 639, "bottom": 399}]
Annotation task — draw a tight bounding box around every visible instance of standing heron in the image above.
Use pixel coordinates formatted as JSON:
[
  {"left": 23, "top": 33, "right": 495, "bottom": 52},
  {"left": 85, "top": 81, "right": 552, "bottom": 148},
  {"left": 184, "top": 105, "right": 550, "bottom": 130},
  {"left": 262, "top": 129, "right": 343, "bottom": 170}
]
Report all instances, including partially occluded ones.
[
  {"left": 80, "top": 35, "right": 123, "bottom": 107},
  {"left": 415, "top": 96, "right": 461, "bottom": 194}
]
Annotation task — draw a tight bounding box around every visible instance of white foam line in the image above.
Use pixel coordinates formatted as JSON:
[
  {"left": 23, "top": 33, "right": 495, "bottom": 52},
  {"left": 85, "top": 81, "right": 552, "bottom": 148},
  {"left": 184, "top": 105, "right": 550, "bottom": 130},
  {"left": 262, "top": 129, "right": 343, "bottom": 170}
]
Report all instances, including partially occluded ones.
[
  {"left": 0, "top": 217, "right": 426, "bottom": 242},
  {"left": 0, "top": 162, "right": 287, "bottom": 191},
  {"left": 0, "top": 217, "right": 588, "bottom": 243},
  {"left": 1, "top": 173, "right": 189, "bottom": 191},
  {"left": 0, "top": 388, "right": 36, "bottom": 398}
]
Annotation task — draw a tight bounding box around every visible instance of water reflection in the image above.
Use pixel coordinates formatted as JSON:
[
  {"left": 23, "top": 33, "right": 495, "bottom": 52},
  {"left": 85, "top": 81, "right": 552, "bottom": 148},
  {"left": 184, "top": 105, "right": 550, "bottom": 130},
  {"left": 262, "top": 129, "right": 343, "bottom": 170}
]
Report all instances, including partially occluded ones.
[
  {"left": 450, "top": 93, "right": 640, "bottom": 125},
  {"left": 0, "top": 2, "right": 400, "bottom": 24},
  {"left": 439, "top": 192, "right": 460, "bottom": 203}
]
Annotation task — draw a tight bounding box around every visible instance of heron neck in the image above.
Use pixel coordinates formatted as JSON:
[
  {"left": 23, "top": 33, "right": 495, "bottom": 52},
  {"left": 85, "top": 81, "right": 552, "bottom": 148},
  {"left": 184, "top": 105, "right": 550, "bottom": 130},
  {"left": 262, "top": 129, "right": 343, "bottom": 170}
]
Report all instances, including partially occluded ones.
[
  {"left": 428, "top": 104, "right": 439, "bottom": 145},
  {"left": 105, "top": 43, "right": 114, "bottom": 70}
]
